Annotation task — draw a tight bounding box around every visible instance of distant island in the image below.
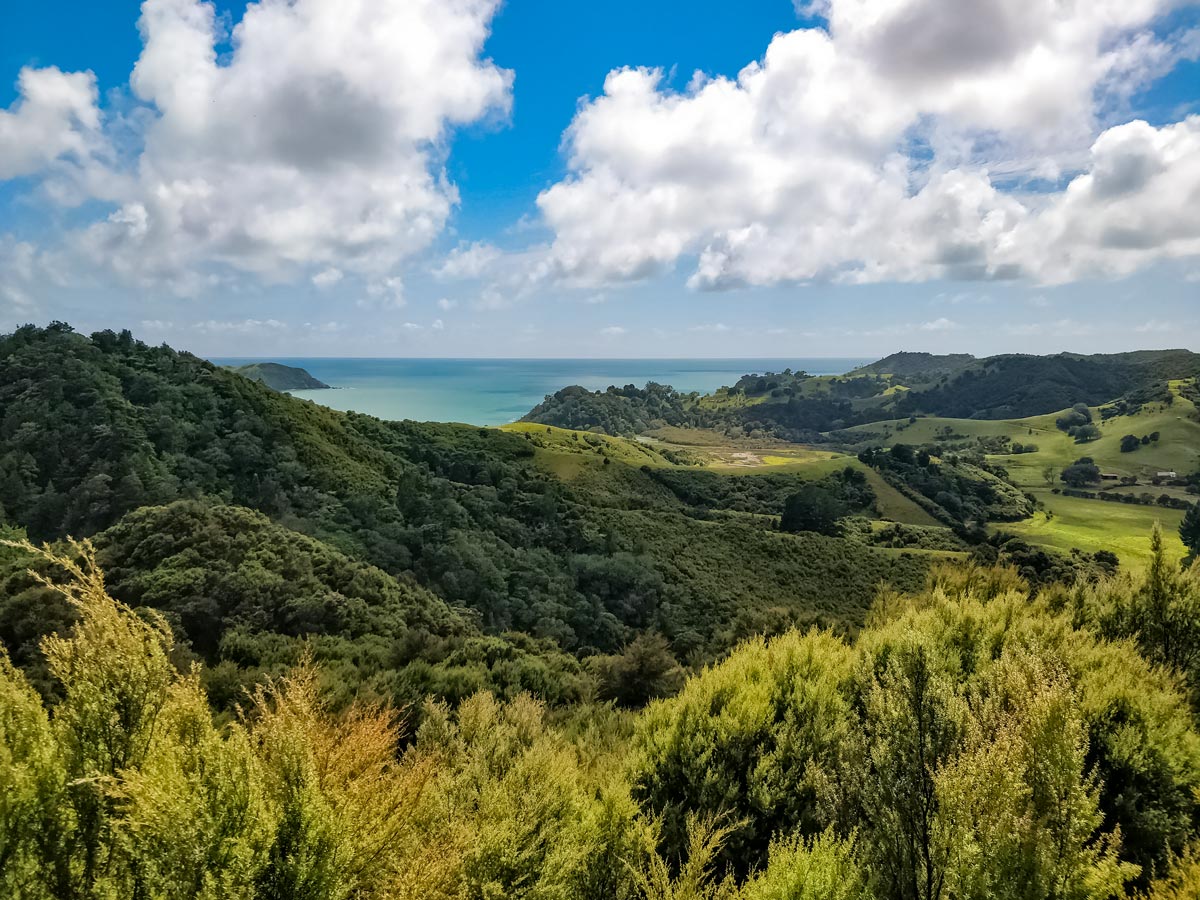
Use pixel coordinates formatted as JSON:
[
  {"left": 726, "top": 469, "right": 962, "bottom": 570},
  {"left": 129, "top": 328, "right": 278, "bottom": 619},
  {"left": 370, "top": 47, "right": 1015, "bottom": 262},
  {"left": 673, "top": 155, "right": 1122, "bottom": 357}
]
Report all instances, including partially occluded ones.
[{"left": 228, "top": 361, "right": 330, "bottom": 391}]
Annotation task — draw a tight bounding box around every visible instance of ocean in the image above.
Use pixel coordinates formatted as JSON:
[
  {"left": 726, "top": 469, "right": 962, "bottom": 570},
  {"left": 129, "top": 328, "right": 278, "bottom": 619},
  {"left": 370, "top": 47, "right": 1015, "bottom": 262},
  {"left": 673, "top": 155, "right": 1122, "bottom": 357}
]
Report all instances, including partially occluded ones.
[{"left": 209, "top": 357, "right": 873, "bottom": 426}]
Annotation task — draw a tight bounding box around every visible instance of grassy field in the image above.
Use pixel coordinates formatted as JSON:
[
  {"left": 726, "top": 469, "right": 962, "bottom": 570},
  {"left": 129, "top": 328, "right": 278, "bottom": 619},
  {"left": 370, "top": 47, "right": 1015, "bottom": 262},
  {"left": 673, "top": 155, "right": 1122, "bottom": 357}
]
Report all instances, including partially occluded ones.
[
  {"left": 1001, "top": 492, "right": 1186, "bottom": 566},
  {"left": 837, "top": 390, "right": 1199, "bottom": 567},
  {"left": 840, "top": 393, "right": 1200, "bottom": 482},
  {"left": 839, "top": 416, "right": 1034, "bottom": 444}
]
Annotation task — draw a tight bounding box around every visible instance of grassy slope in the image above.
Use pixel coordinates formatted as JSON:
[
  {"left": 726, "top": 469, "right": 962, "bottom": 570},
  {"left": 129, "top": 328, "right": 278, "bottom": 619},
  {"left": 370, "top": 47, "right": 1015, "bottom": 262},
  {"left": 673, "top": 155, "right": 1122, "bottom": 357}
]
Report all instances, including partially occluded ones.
[
  {"left": 501, "top": 422, "right": 940, "bottom": 635},
  {"left": 837, "top": 390, "right": 1200, "bottom": 567},
  {"left": 706, "top": 455, "right": 940, "bottom": 528},
  {"left": 1000, "top": 496, "right": 1185, "bottom": 565},
  {"left": 513, "top": 398, "right": 1195, "bottom": 568},
  {"left": 508, "top": 423, "right": 941, "bottom": 529},
  {"left": 502, "top": 422, "right": 675, "bottom": 475}
]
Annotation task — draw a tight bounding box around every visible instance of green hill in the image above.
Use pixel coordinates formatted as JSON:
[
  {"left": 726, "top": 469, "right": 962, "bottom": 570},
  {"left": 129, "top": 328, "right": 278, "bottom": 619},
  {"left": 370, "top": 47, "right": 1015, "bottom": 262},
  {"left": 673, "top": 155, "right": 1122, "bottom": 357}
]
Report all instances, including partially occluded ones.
[
  {"left": 851, "top": 351, "right": 976, "bottom": 379},
  {"left": 521, "top": 349, "right": 1200, "bottom": 440},
  {"left": 0, "top": 323, "right": 941, "bottom": 706},
  {"left": 229, "top": 361, "right": 330, "bottom": 390}
]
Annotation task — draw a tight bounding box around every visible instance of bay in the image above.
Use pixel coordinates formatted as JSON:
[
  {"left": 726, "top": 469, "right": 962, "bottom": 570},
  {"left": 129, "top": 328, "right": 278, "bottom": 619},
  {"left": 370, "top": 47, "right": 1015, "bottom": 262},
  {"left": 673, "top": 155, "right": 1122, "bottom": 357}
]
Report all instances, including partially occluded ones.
[{"left": 209, "top": 357, "right": 873, "bottom": 426}]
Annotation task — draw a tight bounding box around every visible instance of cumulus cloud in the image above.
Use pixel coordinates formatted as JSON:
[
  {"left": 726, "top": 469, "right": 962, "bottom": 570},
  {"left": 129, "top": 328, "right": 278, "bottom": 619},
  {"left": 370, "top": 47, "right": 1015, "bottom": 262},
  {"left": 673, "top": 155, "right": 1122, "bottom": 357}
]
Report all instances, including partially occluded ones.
[
  {"left": 0, "top": 66, "right": 103, "bottom": 180},
  {"left": 360, "top": 276, "right": 407, "bottom": 309},
  {"left": 600, "top": 325, "right": 626, "bottom": 336},
  {"left": 1005, "top": 118, "right": 1200, "bottom": 282},
  {"left": 920, "top": 317, "right": 959, "bottom": 331},
  {"left": 0, "top": 237, "right": 67, "bottom": 313},
  {"left": 475, "top": 286, "right": 510, "bottom": 310},
  {"left": 311, "top": 267, "right": 343, "bottom": 289},
  {"left": 1003, "top": 318, "right": 1095, "bottom": 337},
  {"left": 537, "top": 0, "right": 1200, "bottom": 289},
  {"left": 435, "top": 240, "right": 501, "bottom": 280},
  {"left": 195, "top": 318, "right": 288, "bottom": 334},
  {"left": 8, "top": 0, "right": 511, "bottom": 292},
  {"left": 1135, "top": 318, "right": 1175, "bottom": 333}
]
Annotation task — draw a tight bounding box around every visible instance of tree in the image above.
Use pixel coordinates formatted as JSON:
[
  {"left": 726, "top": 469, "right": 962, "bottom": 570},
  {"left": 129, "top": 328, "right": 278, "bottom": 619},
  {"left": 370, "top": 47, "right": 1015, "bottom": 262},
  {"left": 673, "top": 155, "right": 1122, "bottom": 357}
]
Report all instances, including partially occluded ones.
[
  {"left": 630, "top": 631, "right": 855, "bottom": 874},
  {"left": 1061, "top": 459, "right": 1101, "bottom": 488},
  {"left": 1121, "top": 434, "right": 1142, "bottom": 453},
  {"left": 592, "top": 633, "right": 684, "bottom": 708},
  {"left": 1081, "top": 525, "right": 1200, "bottom": 707},
  {"left": 852, "top": 645, "right": 963, "bottom": 900},
  {"left": 1181, "top": 504, "right": 1200, "bottom": 557},
  {"left": 935, "top": 649, "right": 1133, "bottom": 900},
  {"left": 1073, "top": 423, "right": 1102, "bottom": 443},
  {"left": 780, "top": 484, "right": 847, "bottom": 536},
  {"left": 1043, "top": 466, "right": 1058, "bottom": 489},
  {"left": 1056, "top": 405, "right": 1093, "bottom": 432}
]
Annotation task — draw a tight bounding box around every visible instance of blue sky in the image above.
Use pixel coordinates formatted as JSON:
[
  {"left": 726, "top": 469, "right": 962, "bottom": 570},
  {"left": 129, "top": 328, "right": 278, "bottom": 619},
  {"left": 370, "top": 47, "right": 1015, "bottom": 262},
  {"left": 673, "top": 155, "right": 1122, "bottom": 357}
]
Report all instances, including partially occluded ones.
[{"left": 1, "top": 0, "right": 1198, "bottom": 357}]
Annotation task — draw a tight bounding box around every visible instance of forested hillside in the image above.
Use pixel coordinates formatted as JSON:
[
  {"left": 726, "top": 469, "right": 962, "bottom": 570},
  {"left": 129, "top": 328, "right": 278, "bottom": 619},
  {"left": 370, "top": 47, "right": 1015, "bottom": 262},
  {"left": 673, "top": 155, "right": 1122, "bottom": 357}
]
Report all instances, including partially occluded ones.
[
  {"left": 3, "top": 533, "right": 1200, "bottom": 900},
  {"left": 0, "top": 324, "right": 933, "bottom": 710}
]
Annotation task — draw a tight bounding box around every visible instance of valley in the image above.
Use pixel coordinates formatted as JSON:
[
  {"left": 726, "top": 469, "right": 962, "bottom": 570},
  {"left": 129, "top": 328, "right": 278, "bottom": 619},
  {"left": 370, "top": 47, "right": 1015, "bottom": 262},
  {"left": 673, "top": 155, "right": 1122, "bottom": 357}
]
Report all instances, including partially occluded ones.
[{"left": 2, "top": 324, "right": 1199, "bottom": 899}]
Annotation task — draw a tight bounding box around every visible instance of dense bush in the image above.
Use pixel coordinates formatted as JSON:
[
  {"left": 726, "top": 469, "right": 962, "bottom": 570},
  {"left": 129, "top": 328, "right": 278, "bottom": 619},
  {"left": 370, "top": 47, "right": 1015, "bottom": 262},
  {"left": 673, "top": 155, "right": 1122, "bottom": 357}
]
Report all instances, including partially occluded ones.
[
  {"left": 858, "top": 445, "right": 1033, "bottom": 526},
  {"left": 4, "top": 535, "right": 1200, "bottom": 899},
  {"left": 1062, "top": 458, "right": 1103, "bottom": 488},
  {"left": 645, "top": 467, "right": 874, "bottom": 520},
  {"left": 632, "top": 558, "right": 1200, "bottom": 891},
  {"left": 0, "top": 502, "right": 595, "bottom": 714}
]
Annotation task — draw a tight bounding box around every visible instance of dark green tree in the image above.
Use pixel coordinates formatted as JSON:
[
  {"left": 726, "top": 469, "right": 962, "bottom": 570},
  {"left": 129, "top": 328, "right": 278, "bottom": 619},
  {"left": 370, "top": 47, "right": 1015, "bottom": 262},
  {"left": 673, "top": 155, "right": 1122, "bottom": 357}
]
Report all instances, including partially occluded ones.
[
  {"left": 780, "top": 484, "right": 846, "bottom": 536},
  {"left": 1181, "top": 504, "right": 1200, "bottom": 557}
]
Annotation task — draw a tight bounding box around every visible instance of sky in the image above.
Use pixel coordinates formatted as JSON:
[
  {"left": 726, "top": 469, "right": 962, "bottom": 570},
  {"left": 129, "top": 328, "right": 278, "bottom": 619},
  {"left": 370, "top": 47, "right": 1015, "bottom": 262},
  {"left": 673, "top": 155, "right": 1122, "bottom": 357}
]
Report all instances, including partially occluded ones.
[{"left": 1, "top": 0, "right": 1199, "bottom": 358}]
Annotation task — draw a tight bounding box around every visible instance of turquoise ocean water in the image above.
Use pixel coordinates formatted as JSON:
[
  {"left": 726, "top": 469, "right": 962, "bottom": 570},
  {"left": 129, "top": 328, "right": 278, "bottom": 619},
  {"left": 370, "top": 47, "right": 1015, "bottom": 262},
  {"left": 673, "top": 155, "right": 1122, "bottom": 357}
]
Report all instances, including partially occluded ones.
[{"left": 209, "top": 358, "right": 872, "bottom": 427}]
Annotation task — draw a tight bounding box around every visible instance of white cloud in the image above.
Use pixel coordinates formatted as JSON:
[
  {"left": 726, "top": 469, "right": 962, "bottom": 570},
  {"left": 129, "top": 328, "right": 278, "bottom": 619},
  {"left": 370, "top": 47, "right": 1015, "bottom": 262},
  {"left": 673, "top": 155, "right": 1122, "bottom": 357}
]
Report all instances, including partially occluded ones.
[
  {"left": 195, "top": 318, "right": 288, "bottom": 334},
  {"left": 536, "top": 0, "right": 1200, "bottom": 289},
  {"left": 360, "top": 276, "right": 406, "bottom": 309},
  {"left": 1003, "top": 118, "right": 1200, "bottom": 283},
  {"left": 689, "top": 322, "right": 730, "bottom": 332},
  {"left": 14, "top": 0, "right": 512, "bottom": 291},
  {"left": 435, "top": 240, "right": 501, "bottom": 280},
  {"left": 0, "top": 66, "right": 103, "bottom": 180},
  {"left": 1135, "top": 318, "right": 1174, "bottom": 333},
  {"left": 436, "top": 297, "right": 458, "bottom": 310},
  {"left": 475, "top": 286, "right": 510, "bottom": 310},
  {"left": 402, "top": 322, "right": 423, "bottom": 330},
  {"left": 0, "top": 237, "right": 61, "bottom": 312},
  {"left": 431, "top": 318, "right": 445, "bottom": 330},
  {"left": 1002, "top": 318, "right": 1094, "bottom": 337},
  {"left": 311, "top": 266, "right": 343, "bottom": 289},
  {"left": 301, "top": 321, "right": 346, "bottom": 334},
  {"left": 920, "top": 317, "right": 959, "bottom": 331},
  {"left": 600, "top": 325, "right": 626, "bottom": 336},
  {"left": 934, "top": 291, "right": 991, "bottom": 306}
]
